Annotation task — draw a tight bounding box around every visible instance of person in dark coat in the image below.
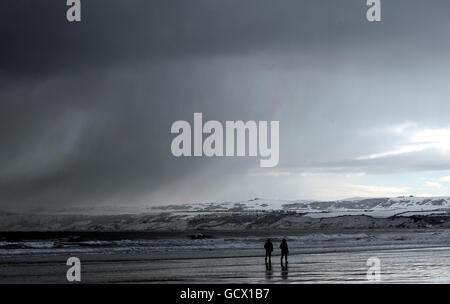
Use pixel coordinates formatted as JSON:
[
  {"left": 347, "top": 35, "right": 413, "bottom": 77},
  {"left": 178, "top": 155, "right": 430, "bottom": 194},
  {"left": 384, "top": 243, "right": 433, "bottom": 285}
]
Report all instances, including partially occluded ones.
[
  {"left": 264, "top": 239, "right": 273, "bottom": 264},
  {"left": 280, "top": 238, "right": 289, "bottom": 264}
]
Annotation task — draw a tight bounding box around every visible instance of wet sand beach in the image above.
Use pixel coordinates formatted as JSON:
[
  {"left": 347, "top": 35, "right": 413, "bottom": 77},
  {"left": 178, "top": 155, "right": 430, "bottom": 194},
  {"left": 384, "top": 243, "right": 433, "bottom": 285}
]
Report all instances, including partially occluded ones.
[{"left": 0, "top": 230, "right": 449, "bottom": 283}]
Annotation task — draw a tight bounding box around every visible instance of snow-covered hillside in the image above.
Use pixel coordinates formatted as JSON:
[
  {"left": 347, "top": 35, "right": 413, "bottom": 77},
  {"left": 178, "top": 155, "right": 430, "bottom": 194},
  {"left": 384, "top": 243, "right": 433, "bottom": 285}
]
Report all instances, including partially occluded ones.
[
  {"left": 150, "top": 196, "right": 450, "bottom": 218},
  {"left": 0, "top": 197, "right": 449, "bottom": 231}
]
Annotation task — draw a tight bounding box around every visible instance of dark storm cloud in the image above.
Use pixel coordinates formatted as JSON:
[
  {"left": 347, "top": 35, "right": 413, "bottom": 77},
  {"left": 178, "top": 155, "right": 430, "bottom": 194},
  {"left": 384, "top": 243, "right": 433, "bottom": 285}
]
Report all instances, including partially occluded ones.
[
  {"left": 2, "top": 0, "right": 450, "bottom": 210},
  {"left": 0, "top": 57, "right": 284, "bottom": 209},
  {"left": 1, "top": 0, "right": 378, "bottom": 77}
]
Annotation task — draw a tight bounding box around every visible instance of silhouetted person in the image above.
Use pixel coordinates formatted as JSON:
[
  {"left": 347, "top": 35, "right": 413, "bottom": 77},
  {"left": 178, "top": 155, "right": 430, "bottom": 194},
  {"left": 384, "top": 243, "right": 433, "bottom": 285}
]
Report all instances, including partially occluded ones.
[
  {"left": 264, "top": 239, "right": 273, "bottom": 265},
  {"left": 280, "top": 238, "right": 289, "bottom": 265}
]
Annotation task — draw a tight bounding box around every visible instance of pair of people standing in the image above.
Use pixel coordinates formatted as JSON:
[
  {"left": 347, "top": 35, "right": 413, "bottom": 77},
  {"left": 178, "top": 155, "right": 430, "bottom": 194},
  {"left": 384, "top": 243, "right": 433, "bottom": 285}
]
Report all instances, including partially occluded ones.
[{"left": 264, "top": 238, "right": 288, "bottom": 265}]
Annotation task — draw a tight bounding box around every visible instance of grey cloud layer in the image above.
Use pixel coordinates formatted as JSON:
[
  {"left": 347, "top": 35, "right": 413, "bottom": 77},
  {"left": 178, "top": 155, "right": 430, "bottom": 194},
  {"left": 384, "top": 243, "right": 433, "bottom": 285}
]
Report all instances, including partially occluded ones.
[{"left": 1, "top": 0, "right": 450, "bottom": 210}]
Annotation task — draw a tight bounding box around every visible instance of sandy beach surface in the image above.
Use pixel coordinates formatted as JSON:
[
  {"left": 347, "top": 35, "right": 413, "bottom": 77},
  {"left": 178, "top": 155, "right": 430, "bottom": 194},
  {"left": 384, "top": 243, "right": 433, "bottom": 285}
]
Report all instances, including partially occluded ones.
[{"left": 0, "top": 230, "right": 449, "bottom": 283}]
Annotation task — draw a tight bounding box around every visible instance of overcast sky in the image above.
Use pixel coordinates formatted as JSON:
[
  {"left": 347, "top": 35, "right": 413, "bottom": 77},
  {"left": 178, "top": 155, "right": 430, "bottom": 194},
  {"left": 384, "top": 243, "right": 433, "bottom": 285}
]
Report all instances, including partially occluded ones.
[{"left": 2, "top": 0, "right": 450, "bottom": 212}]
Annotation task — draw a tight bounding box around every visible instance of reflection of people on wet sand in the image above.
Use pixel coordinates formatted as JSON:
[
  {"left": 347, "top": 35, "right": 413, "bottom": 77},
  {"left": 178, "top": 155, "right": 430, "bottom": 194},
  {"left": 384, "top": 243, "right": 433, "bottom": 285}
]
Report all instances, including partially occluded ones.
[
  {"left": 281, "top": 263, "right": 288, "bottom": 280},
  {"left": 280, "top": 238, "right": 289, "bottom": 265},
  {"left": 264, "top": 239, "right": 273, "bottom": 265},
  {"left": 265, "top": 264, "right": 273, "bottom": 280}
]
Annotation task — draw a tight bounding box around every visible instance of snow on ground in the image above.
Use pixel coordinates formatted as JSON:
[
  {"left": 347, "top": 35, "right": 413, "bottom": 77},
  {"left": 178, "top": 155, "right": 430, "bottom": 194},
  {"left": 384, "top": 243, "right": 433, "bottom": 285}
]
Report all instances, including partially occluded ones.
[
  {"left": 150, "top": 196, "right": 450, "bottom": 218},
  {"left": 0, "top": 196, "right": 449, "bottom": 231}
]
